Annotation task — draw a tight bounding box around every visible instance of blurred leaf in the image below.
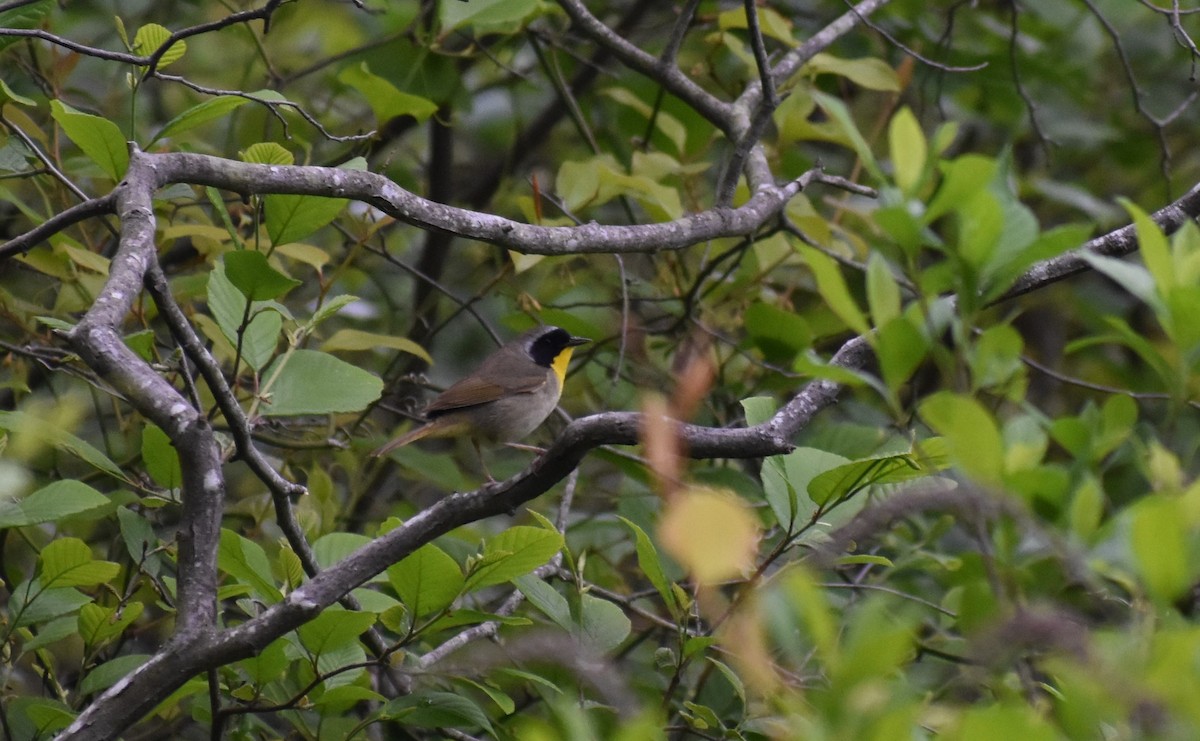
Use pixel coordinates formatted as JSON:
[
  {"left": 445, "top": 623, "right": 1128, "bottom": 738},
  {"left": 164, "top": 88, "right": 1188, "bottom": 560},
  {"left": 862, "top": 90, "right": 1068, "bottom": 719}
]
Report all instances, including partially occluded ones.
[
  {"left": 338, "top": 62, "right": 437, "bottom": 124},
  {"left": 659, "top": 487, "right": 758, "bottom": 584},
  {"left": 797, "top": 244, "right": 870, "bottom": 335},
  {"left": 918, "top": 392, "right": 1004, "bottom": 484},
  {"left": 888, "top": 106, "right": 926, "bottom": 195},
  {"left": 382, "top": 691, "right": 494, "bottom": 734},
  {"left": 576, "top": 593, "right": 631, "bottom": 652},
  {"left": 805, "top": 53, "right": 900, "bottom": 92}
]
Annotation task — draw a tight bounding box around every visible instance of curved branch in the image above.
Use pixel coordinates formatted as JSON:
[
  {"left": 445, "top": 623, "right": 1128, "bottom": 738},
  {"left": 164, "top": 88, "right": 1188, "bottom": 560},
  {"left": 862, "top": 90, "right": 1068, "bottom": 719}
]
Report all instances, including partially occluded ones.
[
  {"left": 0, "top": 193, "right": 116, "bottom": 259},
  {"left": 142, "top": 150, "right": 840, "bottom": 254}
]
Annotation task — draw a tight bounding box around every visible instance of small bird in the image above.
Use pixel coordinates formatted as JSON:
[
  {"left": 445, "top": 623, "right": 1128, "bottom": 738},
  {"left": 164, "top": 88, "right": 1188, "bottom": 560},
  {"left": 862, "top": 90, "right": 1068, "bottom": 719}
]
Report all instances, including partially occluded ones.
[{"left": 371, "top": 325, "right": 590, "bottom": 479}]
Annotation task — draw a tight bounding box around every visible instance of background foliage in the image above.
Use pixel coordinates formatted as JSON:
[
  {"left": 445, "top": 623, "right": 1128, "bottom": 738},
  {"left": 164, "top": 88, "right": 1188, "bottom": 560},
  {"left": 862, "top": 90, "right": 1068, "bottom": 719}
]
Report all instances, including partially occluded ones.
[{"left": 3, "top": 0, "right": 1200, "bottom": 739}]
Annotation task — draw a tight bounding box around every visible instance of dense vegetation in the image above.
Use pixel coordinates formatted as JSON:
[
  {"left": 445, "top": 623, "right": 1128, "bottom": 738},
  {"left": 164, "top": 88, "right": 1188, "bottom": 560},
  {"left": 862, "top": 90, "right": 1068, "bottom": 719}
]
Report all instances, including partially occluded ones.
[{"left": 3, "top": 1, "right": 1200, "bottom": 739}]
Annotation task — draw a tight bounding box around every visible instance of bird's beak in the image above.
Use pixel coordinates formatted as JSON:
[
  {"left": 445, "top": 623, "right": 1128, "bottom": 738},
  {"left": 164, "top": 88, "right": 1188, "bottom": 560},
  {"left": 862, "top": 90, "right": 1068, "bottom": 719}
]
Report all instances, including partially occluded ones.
[{"left": 567, "top": 336, "right": 591, "bottom": 347}]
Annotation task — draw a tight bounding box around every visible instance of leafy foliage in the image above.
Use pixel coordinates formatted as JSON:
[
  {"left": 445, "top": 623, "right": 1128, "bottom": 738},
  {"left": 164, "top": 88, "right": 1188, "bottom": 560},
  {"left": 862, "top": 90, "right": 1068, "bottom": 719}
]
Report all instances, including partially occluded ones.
[{"left": 3, "top": 1, "right": 1200, "bottom": 739}]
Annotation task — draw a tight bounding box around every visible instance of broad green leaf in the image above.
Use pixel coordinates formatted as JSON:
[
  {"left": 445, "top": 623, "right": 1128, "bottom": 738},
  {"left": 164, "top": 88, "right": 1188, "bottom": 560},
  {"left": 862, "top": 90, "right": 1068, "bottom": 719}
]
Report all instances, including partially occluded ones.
[
  {"left": 260, "top": 349, "right": 383, "bottom": 416},
  {"left": 387, "top": 544, "right": 464, "bottom": 618},
  {"left": 19, "top": 615, "right": 78, "bottom": 653},
  {"left": 465, "top": 526, "right": 564, "bottom": 591},
  {"left": 576, "top": 593, "right": 631, "bottom": 652},
  {"left": 39, "top": 538, "right": 120, "bottom": 588},
  {"left": 117, "top": 508, "right": 159, "bottom": 574},
  {"left": 745, "top": 302, "right": 811, "bottom": 362},
  {"left": 1119, "top": 197, "right": 1173, "bottom": 291},
  {"left": 49, "top": 100, "right": 127, "bottom": 180},
  {"left": 77, "top": 602, "right": 143, "bottom": 646},
  {"left": 241, "top": 142, "right": 292, "bottom": 165},
  {"left": 224, "top": 249, "right": 301, "bottom": 301},
  {"left": 797, "top": 244, "right": 869, "bottom": 335},
  {"left": 297, "top": 609, "right": 377, "bottom": 656},
  {"left": 237, "top": 637, "right": 288, "bottom": 685},
  {"left": 925, "top": 154, "right": 997, "bottom": 225},
  {"left": 150, "top": 95, "right": 250, "bottom": 144},
  {"left": 441, "top": 0, "right": 540, "bottom": 34},
  {"left": 217, "top": 529, "right": 282, "bottom": 603},
  {"left": 618, "top": 517, "right": 681, "bottom": 617},
  {"left": 382, "top": 691, "right": 495, "bottom": 735},
  {"left": 313, "top": 685, "right": 385, "bottom": 711},
  {"left": 0, "top": 480, "right": 110, "bottom": 528},
  {"left": 809, "top": 91, "right": 882, "bottom": 180},
  {"left": 875, "top": 315, "right": 928, "bottom": 394},
  {"left": 601, "top": 87, "right": 687, "bottom": 154},
  {"left": 918, "top": 392, "right": 1004, "bottom": 484},
  {"left": 338, "top": 62, "right": 437, "bottom": 124},
  {"left": 0, "top": 79, "right": 35, "bottom": 106},
  {"left": 807, "top": 440, "right": 948, "bottom": 506},
  {"left": 888, "top": 106, "right": 926, "bottom": 195},
  {"left": 11, "top": 582, "right": 91, "bottom": 628},
  {"left": 141, "top": 424, "right": 181, "bottom": 490},
  {"left": 319, "top": 329, "right": 432, "bottom": 363},
  {"left": 513, "top": 574, "right": 572, "bottom": 631},
  {"left": 132, "top": 23, "right": 185, "bottom": 68},
  {"left": 865, "top": 252, "right": 901, "bottom": 327},
  {"left": 206, "top": 260, "right": 284, "bottom": 370},
  {"left": 805, "top": 53, "right": 900, "bottom": 92},
  {"left": 12, "top": 698, "right": 74, "bottom": 736},
  {"left": 264, "top": 160, "right": 362, "bottom": 245},
  {"left": 0, "top": 0, "right": 51, "bottom": 52},
  {"left": 312, "top": 532, "right": 371, "bottom": 569}
]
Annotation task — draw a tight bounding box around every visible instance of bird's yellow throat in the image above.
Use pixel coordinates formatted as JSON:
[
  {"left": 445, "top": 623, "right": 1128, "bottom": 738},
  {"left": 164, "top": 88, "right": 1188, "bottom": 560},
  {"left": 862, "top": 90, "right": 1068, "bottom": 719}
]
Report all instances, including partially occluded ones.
[{"left": 551, "top": 347, "right": 577, "bottom": 389}]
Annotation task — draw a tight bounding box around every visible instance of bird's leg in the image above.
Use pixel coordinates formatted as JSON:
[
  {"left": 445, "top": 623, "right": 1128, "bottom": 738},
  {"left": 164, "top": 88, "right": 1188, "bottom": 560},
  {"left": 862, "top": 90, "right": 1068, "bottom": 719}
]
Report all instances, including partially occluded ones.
[{"left": 472, "top": 438, "right": 496, "bottom": 482}]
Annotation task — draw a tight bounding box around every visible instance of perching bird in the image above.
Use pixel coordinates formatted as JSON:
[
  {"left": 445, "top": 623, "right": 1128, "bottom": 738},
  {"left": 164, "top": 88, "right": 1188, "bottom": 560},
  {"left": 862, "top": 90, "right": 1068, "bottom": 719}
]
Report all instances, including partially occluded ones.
[{"left": 371, "top": 325, "right": 589, "bottom": 479}]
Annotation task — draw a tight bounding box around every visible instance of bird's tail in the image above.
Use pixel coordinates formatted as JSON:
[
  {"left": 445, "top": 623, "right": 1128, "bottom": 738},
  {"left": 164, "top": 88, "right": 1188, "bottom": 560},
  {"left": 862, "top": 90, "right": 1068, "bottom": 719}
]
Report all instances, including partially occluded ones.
[{"left": 370, "top": 423, "right": 433, "bottom": 458}]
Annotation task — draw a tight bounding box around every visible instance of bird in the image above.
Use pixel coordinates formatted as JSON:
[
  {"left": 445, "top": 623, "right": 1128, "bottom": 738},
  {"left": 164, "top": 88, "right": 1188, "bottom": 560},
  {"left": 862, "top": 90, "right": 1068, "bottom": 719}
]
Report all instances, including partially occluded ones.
[{"left": 371, "top": 325, "right": 590, "bottom": 480}]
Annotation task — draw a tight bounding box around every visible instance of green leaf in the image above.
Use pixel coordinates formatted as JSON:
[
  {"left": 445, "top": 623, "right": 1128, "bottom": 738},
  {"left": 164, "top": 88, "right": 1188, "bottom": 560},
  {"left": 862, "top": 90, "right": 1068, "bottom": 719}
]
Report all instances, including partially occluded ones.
[
  {"left": 338, "top": 62, "right": 437, "bottom": 124},
  {"left": 19, "top": 615, "right": 78, "bottom": 653},
  {"left": 513, "top": 574, "right": 572, "bottom": 631},
  {"left": 217, "top": 529, "right": 282, "bottom": 603},
  {"left": 11, "top": 581, "right": 90, "bottom": 628},
  {"left": 39, "top": 538, "right": 120, "bottom": 588},
  {"left": 206, "top": 260, "right": 284, "bottom": 370},
  {"left": 576, "top": 593, "right": 631, "bottom": 652},
  {"left": 925, "top": 154, "right": 997, "bottom": 225},
  {"left": 241, "top": 142, "right": 293, "bottom": 165},
  {"left": 387, "top": 544, "right": 464, "bottom": 618},
  {"left": 237, "top": 637, "right": 288, "bottom": 685},
  {"left": 745, "top": 302, "right": 811, "bottom": 362},
  {"left": 1079, "top": 253, "right": 1162, "bottom": 313},
  {"left": 0, "top": 480, "right": 110, "bottom": 528},
  {"left": 319, "top": 329, "right": 432, "bottom": 363},
  {"left": 601, "top": 87, "right": 687, "bottom": 154},
  {"left": 807, "top": 440, "right": 948, "bottom": 506},
  {"left": 260, "top": 349, "right": 383, "bottom": 416},
  {"left": 918, "top": 392, "right": 1004, "bottom": 484},
  {"left": 141, "top": 424, "right": 181, "bottom": 490},
  {"left": 797, "top": 244, "right": 869, "bottom": 335},
  {"left": 224, "top": 250, "right": 301, "bottom": 301},
  {"left": 465, "top": 526, "right": 564, "bottom": 591},
  {"left": 132, "top": 23, "right": 185, "bottom": 68},
  {"left": 888, "top": 106, "right": 926, "bottom": 195},
  {"left": 263, "top": 158, "right": 364, "bottom": 246},
  {"left": 297, "top": 609, "right": 377, "bottom": 657},
  {"left": 875, "top": 315, "right": 929, "bottom": 394},
  {"left": 865, "top": 252, "right": 901, "bottom": 327},
  {"left": 805, "top": 53, "right": 900, "bottom": 92},
  {"left": 307, "top": 294, "right": 359, "bottom": 328},
  {"left": 312, "top": 532, "right": 372, "bottom": 569},
  {"left": 440, "top": 0, "right": 541, "bottom": 33},
  {"left": 78, "top": 602, "right": 143, "bottom": 647},
  {"left": 49, "top": 100, "right": 128, "bottom": 180},
  {"left": 809, "top": 90, "right": 882, "bottom": 180},
  {"left": 150, "top": 94, "right": 250, "bottom": 144},
  {"left": 1120, "top": 197, "right": 1174, "bottom": 291},
  {"left": 0, "top": 78, "right": 35, "bottom": 106},
  {"left": 382, "top": 691, "right": 495, "bottom": 735},
  {"left": 618, "top": 517, "right": 681, "bottom": 617},
  {"left": 0, "top": 411, "right": 128, "bottom": 482}
]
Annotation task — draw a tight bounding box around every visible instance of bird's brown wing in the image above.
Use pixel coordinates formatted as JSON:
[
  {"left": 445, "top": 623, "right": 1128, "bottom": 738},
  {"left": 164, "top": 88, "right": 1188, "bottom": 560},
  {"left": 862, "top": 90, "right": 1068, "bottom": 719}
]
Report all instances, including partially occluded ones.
[{"left": 424, "top": 369, "right": 547, "bottom": 416}]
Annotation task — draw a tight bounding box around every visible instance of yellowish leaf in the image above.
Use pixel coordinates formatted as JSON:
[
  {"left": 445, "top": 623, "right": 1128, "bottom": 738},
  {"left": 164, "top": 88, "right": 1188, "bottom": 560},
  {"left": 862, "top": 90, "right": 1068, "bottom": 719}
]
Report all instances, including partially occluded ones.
[{"left": 659, "top": 487, "right": 758, "bottom": 584}]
